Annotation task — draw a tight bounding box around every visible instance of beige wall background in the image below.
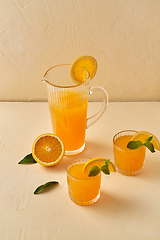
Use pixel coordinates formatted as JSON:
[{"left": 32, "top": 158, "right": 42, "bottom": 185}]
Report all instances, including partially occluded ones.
[{"left": 0, "top": 0, "right": 160, "bottom": 102}]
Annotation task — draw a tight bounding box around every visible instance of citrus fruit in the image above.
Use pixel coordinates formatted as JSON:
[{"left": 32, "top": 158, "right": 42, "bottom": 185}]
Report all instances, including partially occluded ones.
[
  {"left": 70, "top": 55, "right": 98, "bottom": 84},
  {"left": 83, "top": 157, "right": 116, "bottom": 173},
  {"left": 131, "top": 131, "right": 160, "bottom": 151},
  {"left": 32, "top": 133, "right": 65, "bottom": 166}
]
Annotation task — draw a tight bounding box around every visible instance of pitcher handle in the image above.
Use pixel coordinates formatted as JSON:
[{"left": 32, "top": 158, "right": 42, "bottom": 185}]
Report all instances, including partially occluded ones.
[{"left": 87, "top": 86, "right": 109, "bottom": 129}]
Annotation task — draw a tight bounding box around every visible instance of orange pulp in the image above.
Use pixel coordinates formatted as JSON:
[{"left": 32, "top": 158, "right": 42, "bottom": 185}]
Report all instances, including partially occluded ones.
[{"left": 113, "top": 135, "right": 146, "bottom": 175}]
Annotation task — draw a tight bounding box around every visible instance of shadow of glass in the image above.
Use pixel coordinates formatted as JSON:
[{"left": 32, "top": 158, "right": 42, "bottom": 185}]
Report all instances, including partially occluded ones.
[
  {"left": 138, "top": 153, "right": 160, "bottom": 181},
  {"left": 85, "top": 190, "right": 139, "bottom": 219}
]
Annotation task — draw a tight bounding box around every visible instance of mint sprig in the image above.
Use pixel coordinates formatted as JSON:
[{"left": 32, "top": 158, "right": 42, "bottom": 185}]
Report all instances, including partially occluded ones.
[
  {"left": 127, "top": 136, "right": 155, "bottom": 153},
  {"left": 88, "top": 159, "right": 111, "bottom": 177}
]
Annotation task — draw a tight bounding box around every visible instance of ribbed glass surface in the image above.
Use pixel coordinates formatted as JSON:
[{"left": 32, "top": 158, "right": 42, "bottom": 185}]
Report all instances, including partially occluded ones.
[
  {"left": 113, "top": 130, "right": 146, "bottom": 176},
  {"left": 67, "top": 158, "right": 101, "bottom": 205}
]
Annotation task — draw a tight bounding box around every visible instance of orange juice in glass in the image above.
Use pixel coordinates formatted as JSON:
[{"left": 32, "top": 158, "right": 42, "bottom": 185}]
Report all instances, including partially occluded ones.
[
  {"left": 113, "top": 130, "right": 146, "bottom": 176},
  {"left": 67, "top": 158, "right": 101, "bottom": 205},
  {"left": 43, "top": 64, "right": 108, "bottom": 155}
]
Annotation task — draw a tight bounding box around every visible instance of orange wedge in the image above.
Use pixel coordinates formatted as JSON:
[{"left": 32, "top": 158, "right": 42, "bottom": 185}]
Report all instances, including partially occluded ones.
[
  {"left": 130, "top": 131, "right": 160, "bottom": 151},
  {"left": 70, "top": 55, "right": 98, "bottom": 84},
  {"left": 83, "top": 157, "right": 116, "bottom": 173},
  {"left": 32, "top": 133, "right": 65, "bottom": 166}
]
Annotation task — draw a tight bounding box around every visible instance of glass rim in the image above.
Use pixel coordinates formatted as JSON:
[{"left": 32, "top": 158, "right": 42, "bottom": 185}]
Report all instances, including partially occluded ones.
[
  {"left": 113, "top": 129, "right": 140, "bottom": 150},
  {"left": 66, "top": 157, "right": 101, "bottom": 181},
  {"left": 42, "top": 64, "right": 90, "bottom": 89}
]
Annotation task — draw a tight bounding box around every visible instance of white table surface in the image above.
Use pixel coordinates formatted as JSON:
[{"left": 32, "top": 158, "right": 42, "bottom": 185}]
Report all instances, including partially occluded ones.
[{"left": 0, "top": 102, "right": 160, "bottom": 240}]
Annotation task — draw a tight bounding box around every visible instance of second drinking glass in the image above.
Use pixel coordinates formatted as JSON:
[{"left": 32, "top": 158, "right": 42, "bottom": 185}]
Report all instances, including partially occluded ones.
[{"left": 113, "top": 130, "right": 146, "bottom": 176}]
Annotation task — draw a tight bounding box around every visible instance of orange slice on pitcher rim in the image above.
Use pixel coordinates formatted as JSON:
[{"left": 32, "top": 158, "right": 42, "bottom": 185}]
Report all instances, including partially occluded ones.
[
  {"left": 70, "top": 55, "right": 98, "bottom": 84},
  {"left": 32, "top": 133, "right": 65, "bottom": 166},
  {"left": 130, "top": 131, "right": 160, "bottom": 151},
  {"left": 83, "top": 157, "right": 116, "bottom": 173}
]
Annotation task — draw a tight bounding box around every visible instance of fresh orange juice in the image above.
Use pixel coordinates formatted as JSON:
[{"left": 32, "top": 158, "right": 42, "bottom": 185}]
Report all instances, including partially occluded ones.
[
  {"left": 113, "top": 130, "right": 146, "bottom": 176},
  {"left": 49, "top": 91, "right": 88, "bottom": 152},
  {"left": 67, "top": 158, "right": 101, "bottom": 205}
]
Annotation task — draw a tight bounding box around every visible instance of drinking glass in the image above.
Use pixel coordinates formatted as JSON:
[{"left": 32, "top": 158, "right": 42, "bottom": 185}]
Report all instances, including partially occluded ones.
[
  {"left": 66, "top": 157, "right": 101, "bottom": 205},
  {"left": 113, "top": 130, "right": 146, "bottom": 176}
]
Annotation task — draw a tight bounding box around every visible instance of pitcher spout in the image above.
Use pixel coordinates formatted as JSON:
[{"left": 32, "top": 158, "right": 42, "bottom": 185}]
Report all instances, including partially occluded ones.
[
  {"left": 42, "top": 76, "right": 51, "bottom": 85},
  {"left": 42, "top": 77, "right": 47, "bottom": 84}
]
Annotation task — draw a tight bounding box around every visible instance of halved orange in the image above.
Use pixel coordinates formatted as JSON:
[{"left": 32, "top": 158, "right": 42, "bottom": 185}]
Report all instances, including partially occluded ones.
[
  {"left": 130, "top": 131, "right": 160, "bottom": 151},
  {"left": 70, "top": 55, "right": 98, "bottom": 84},
  {"left": 83, "top": 157, "right": 116, "bottom": 173},
  {"left": 32, "top": 133, "right": 65, "bottom": 166}
]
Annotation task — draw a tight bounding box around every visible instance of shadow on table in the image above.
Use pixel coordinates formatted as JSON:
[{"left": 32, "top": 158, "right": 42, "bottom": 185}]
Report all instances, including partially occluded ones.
[
  {"left": 84, "top": 190, "right": 139, "bottom": 220},
  {"left": 42, "top": 157, "right": 72, "bottom": 173},
  {"left": 44, "top": 140, "right": 113, "bottom": 173},
  {"left": 84, "top": 140, "right": 113, "bottom": 156},
  {"left": 138, "top": 153, "right": 160, "bottom": 181},
  {"left": 96, "top": 190, "right": 129, "bottom": 211}
]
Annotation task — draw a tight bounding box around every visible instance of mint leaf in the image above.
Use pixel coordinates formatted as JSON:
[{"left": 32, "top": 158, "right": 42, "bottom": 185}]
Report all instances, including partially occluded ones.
[
  {"left": 34, "top": 181, "right": 59, "bottom": 194},
  {"left": 100, "top": 164, "right": 110, "bottom": 175},
  {"left": 144, "top": 141, "right": 155, "bottom": 153},
  {"left": 127, "top": 135, "right": 156, "bottom": 153},
  {"left": 88, "top": 166, "right": 100, "bottom": 177},
  {"left": 105, "top": 159, "right": 110, "bottom": 164},
  {"left": 18, "top": 153, "right": 37, "bottom": 164},
  {"left": 127, "top": 140, "right": 143, "bottom": 149},
  {"left": 146, "top": 136, "right": 153, "bottom": 142}
]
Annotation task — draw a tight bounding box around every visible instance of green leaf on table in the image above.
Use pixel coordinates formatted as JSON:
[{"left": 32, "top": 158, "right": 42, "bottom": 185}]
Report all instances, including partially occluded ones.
[
  {"left": 18, "top": 153, "right": 37, "bottom": 164},
  {"left": 88, "top": 166, "right": 100, "bottom": 177},
  {"left": 127, "top": 140, "right": 143, "bottom": 149},
  {"left": 34, "top": 181, "right": 59, "bottom": 195}
]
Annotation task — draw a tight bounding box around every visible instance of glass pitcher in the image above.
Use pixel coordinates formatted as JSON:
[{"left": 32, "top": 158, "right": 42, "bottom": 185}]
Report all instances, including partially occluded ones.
[{"left": 43, "top": 64, "right": 108, "bottom": 155}]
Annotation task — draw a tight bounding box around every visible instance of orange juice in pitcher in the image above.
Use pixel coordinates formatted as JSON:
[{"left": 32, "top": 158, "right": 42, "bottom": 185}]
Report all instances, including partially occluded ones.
[{"left": 49, "top": 90, "right": 88, "bottom": 151}]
